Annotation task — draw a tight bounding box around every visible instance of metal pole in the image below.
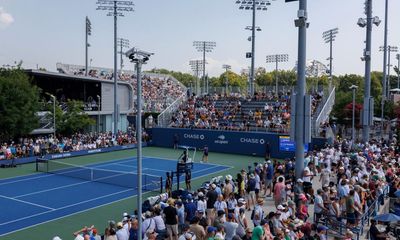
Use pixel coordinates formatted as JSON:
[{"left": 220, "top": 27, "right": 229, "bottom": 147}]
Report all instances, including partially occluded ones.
[
  {"left": 113, "top": 0, "right": 118, "bottom": 135},
  {"left": 275, "top": 55, "right": 279, "bottom": 96},
  {"left": 329, "top": 35, "right": 333, "bottom": 91},
  {"left": 397, "top": 54, "right": 400, "bottom": 89},
  {"left": 381, "top": 0, "right": 388, "bottom": 140},
  {"left": 388, "top": 48, "right": 392, "bottom": 96},
  {"left": 295, "top": 0, "right": 307, "bottom": 179},
  {"left": 203, "top": 42, "right": 206, "bottom": 95},
  {"left": 120, "top": 40, "right": 123, "bottom": 73},
  {"left": 136, "top": 61, "right": 143, "bottom": 240},
  {"left": 53, "top": 96, "right": 56, "bottom": 137},
  {"left": 85, "top": 17, "right": 89, "bottom": 77},
  {"left": 98, "top": 95, "right": 101, "bottom": 133},
  {"left": 362, "top": 0, "right": 372, "bottom": 143},
  {"left": 352, "top": 88, "right": 356, "bottom": 142},
  {"left": 250, "top": 0, "right": 256, "bottom": 97}
]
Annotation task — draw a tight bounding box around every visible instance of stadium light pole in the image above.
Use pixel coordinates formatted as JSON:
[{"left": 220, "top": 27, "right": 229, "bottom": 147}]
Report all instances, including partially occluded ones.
[
  {"left": 222, "top": 64, "right": 231, "bottom": 95},
  {"left": 387, "top": 46, "right": 398, "bottom": 95},
  {"left": 190, "top": 60, "right": 205, "bottom": 96},
  {"left": 236, "top": 0, "right": 272, "bottom": 97},
  {"left": 379, "top": 0, "right": 389, "bottom": 140},
  {"left": 358, "top": 0, "right": 381, "bottom": 143},
  {"left": 96, "top": 0, "right": 134, "bottom": 135},
  {"left": 322, "top": 28, "right": 338, "bottom": 91},
  {"left": 349, "top": 85, "right": 358, "bottom": 143},
  {"left": 85, "top": 16, "right": 92, "bottom": 76},
  {"left": 397, "top": 54, "right": 400, "bottom": 89},
  {"left": 118, "top": 38, "right": 130, "bottom": 73},
  {"left": 126, "top": 47, "right": 154, "bottom": 240},
  {"left": 97, "top": 95, "right": 101, "bottom": 133},
  {"left": 266, "top": 54, "right": 289, "bottom": 96},
  {"left": 193, "top": 41, "right": 216, "bottom": 95}
]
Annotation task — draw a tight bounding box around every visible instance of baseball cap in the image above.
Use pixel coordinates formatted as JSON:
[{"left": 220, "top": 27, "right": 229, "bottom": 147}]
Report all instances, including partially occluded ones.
[
  {"left": 297, "top": 178, "right": 304, "bottom": 183},
  {"left": 207, "top": 226, "right": 217, "bottom": 233},
  {"left": 317, "top": 225, "right": 329, "bottom": 232},
  {"left": 277, "top": 205, "right": 285, "bottom": 210},
  {"left": 260, "top": 219, "right": 268, "bottom": 226}
]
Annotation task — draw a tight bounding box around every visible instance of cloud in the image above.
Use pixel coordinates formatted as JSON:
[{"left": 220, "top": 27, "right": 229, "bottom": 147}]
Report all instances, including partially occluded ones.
[{"left": 0, "top": 7, "right": 14, "bottom": 28}]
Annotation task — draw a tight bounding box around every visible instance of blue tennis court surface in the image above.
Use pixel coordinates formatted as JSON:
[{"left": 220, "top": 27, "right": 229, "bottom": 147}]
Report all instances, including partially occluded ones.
[{"left": 0, "top": 157, "right": 229, "bottom": 236}]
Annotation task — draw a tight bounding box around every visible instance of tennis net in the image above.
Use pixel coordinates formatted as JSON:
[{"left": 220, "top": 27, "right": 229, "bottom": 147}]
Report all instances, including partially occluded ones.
[{"left": 36, "top": 158, "right": 162, "bottom": 192}]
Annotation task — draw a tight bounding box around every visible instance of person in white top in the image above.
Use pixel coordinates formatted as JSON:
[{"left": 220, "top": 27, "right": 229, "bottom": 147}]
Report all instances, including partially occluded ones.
[
  {"left": 214, "top": 194, "right": 227, "bottom": 214},
  {"left": 197, "top": 192, "right": 207, "bottom": 213}
]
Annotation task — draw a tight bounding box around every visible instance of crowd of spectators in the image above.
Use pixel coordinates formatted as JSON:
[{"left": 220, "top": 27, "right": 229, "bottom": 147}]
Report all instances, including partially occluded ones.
[
  {"left": 169, "top": 92, "right": 291, "bottom": 132},
  {"left": 0, "top": 129, "right": 149, "bottom": 160},
  {"left": 59, "top": 64, "right": 186, "bottom": 113},
  {"left": 59, "top": 138, "right": 400, "bottom": 240},
  {"left": 169, "top": 90, "right": 325, "bottom": 133}
]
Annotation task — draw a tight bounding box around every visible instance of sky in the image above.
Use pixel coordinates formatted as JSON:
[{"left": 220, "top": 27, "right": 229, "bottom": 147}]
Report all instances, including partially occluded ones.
[{"left": 0, "top": 0, "right": 399, "bottom": 78}]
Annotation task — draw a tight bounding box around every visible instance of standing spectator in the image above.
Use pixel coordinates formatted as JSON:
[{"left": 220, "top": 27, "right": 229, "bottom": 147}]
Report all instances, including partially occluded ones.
[
  {"left": 176, "top": 201, "right": 185, "bottom": 233},
  {"left": 315, "top": 225, "right": 328, "bottom": 240},
  {"left": 129, "top": 219, "right": 139, "bottom": 240},
  {"left": 214, "top": 194, "right": 228, "bottom": 216},
  {"left": 185, "top": 170, "right": 192, "bottom": 191},
  {"left": 252, "top": 198, "right": 264, "bottom": 227},
  {"left": 206, "top": 184, "right": 218, "bottom": 225},
  {"left": 142, "top": 212, "right": 155, "bottom": 236},
  {"left": 345, "top": 190, "right": 358, "bottom": 228},
  {"left": 202, "top": 145, "right": 209, "bottom": 163},
  {"left": 197, "top": 192, "right": 207, "bottom": 214},
  {"left": 189, "top": 216, "right": 206, "bottom": 240},
  {"left": 235, "top": 208, "right": 248, "bottom": 238},
  {"left": 273, "top": 176, "right": 285, "bottom": 207},
  {"left": 164, "top": 198, "right": 179, "bottom": 240},
  {"left": 223, "top": 213, "right": 238, "bottom": 240},
  {"left": 166, "top": 172, "right": 172, "bottom": 197},
  {"left": 185, "top": 195, "right": 197, "bottom": 224},
  {"left": 319, "top": 163, "right": 331, "bottom": 187},
  {"left": 116, "top": 222, "right": 129, "bottom": 240},
  {"left": 314, "top": 189, "right": 328, "bottom": 223},
  {"left": 264, "top": 160, "right": 274, "bottom": 197},
  {"left": 247, "top": 174, "right": 256, "bottom": 210}
]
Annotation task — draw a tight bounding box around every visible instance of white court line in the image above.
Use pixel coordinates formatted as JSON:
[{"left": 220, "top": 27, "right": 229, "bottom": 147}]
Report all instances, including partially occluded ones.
[
  {"left": 0, "top": 195, "right": 55, "bottom": 211},
  {"left": 0, "top": 188, "right": 132, "bottom": 227},
  {"left": 111, "top": 163, "right": 168, "bottom": 173},
  {"left": 14, "top": 180, "right": 92, "bottom": 198}
]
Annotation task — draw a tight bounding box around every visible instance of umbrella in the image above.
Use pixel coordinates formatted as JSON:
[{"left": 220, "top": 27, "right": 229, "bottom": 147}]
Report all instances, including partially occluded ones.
[
  {"left": 394, "top": 190, "right": 400, "bottom": 198},
  {"left": 374, "top": 213, "right": 400, "bottom": 222}
]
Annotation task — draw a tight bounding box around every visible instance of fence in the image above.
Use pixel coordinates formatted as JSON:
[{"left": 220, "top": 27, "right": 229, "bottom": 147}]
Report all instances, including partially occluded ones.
[{"left": 157, "top": 93, "right": 187, "bottom": 127}]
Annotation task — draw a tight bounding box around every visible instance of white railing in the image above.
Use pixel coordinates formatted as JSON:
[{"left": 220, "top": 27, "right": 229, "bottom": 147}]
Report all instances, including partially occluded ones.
[
  {"left": 157, "top": 93, "right": 187, "bottom": 127},
  {"left": 314, "top": 87, "right": 336, "bottom": 136}
]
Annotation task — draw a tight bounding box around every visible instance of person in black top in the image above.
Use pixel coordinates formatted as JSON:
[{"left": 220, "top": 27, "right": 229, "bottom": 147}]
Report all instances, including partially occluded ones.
[
  {"left": 185, "top": 170, "right": 192, "bottom": 191},
  {"left": 206, "top": 184, "right": 218, "bottom": 225},
  {"left": 165, "top": 172, "right": 172, "bottom": 197},
  {"left": 164, "top": 198, "right": 178, "bottom": 240},
  {"left": 180, "top": 150, "right": 188, "bottom": 163},
  {"left": 369, "top": 219, "right": 387, "bottom": 240}
]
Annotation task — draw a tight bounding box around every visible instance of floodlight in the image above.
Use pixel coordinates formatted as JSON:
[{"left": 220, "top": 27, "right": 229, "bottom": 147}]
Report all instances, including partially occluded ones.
[
  {"left": 357, "top": 18, "right": 367, "bottom": 27},
  {"left": 373, "top": 16, "right": 381, "bottom": 26}
]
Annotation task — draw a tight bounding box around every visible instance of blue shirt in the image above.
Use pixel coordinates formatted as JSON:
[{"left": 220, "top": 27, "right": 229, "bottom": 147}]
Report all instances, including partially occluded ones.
[
  {"left": 185, "top": 202, "right": 196, "bottom": 222},
  {"left": 266, "top": 165, "right": 274, "bottom": 179}
]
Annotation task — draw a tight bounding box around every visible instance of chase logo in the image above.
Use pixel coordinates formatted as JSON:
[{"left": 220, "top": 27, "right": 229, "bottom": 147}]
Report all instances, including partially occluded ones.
[{"left": 217, "top": 135, "right": 225, "bottom": 140}]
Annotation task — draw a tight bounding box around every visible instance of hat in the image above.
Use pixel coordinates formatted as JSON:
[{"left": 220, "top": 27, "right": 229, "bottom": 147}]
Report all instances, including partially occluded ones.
[
  {"left": 249, "top": 173, "right": 255, "bottom": 179},
  {"left": 277, "top": 205, "right": 285, "bottom": 210},
  {"left": 187, "top": 194, "right": 193, "bottom": 200},
  {"left": 144, "top": 211, "right": 152, "bottom": 218},
  {"left": 257, "top": 198, "right": 264, "bottom": 204},
  {"left": 92, "top": 228, "right": 97, "bottom": 234},
  {"left": 117, "top": 222, "right": 123, "bottom": 229},
  {"left": 53, "top": 237, "right": 62, "bottom": 240},
  {"left": 167, "top": 198, "right": 175, "bottom": 205},
  {"left": 317, "top": 225, "right": 329, "bottom": 232},
  {"left": 238, "top": 198, "right": 246, "bottom": 204},
  {"left": 198, "top": 192, "right": 204, "bottom": 197},
  {"left": 211, "top": 183, "right": 217, "bottom": 189},
  {"left": 260, "top": 219, "right": 268, "bottom": 226},
  {"left": 297, "top": 178, "right": 304, "bottom": 183},
  {"left": 184, "top": 233, "right": 193, "bottom": 239},
  {"left": 207, "top": 226, "right": 217, "bottom": 233},
  {"left": 228, "top": 213, "right": 234, "bottom": 219},
  {"left": 267, "top": 160, "right": 271, "bottom": 163},
  {"left": 226, "top": 175, "right": 232, "bottom": 181}
]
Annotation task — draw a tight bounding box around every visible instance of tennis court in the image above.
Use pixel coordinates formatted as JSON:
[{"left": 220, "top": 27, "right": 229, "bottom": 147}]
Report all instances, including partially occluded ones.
[{"left": 0, "top": 155, "right": 229, "bottom": 237}]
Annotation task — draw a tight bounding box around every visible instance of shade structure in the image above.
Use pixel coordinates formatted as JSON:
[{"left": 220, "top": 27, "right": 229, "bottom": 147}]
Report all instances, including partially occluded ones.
[{"left": 374, "top": 213, "right": 400, "bottom": 222}]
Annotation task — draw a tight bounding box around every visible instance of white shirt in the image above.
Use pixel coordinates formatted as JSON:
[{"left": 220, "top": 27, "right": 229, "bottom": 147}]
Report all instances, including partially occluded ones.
[
  {"left": 214, "top": 200, "right": 227, "bottom": 211},
  {"left": 197, "top": 200, "right": 207, "bottom": 212}
]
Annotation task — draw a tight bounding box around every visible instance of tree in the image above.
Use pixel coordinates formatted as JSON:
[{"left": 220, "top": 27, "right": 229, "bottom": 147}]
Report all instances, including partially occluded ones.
[
  {"left": 0, "top": 68, "right": 40, "bottom": 141},
  {"left": 50, "top": 100, "right": 95, "bottom": 136}
]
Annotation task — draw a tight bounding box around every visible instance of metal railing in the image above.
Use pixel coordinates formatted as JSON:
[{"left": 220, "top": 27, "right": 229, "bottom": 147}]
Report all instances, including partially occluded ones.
[
  {"left": 314, "top": 185, "right": 390, "bottom": 240},
  {"left": 313, "top": 87, "right": 336, "bottom": 135},
  {"left": 157, "top": 93, "right": 187, "bottom": 127}
]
